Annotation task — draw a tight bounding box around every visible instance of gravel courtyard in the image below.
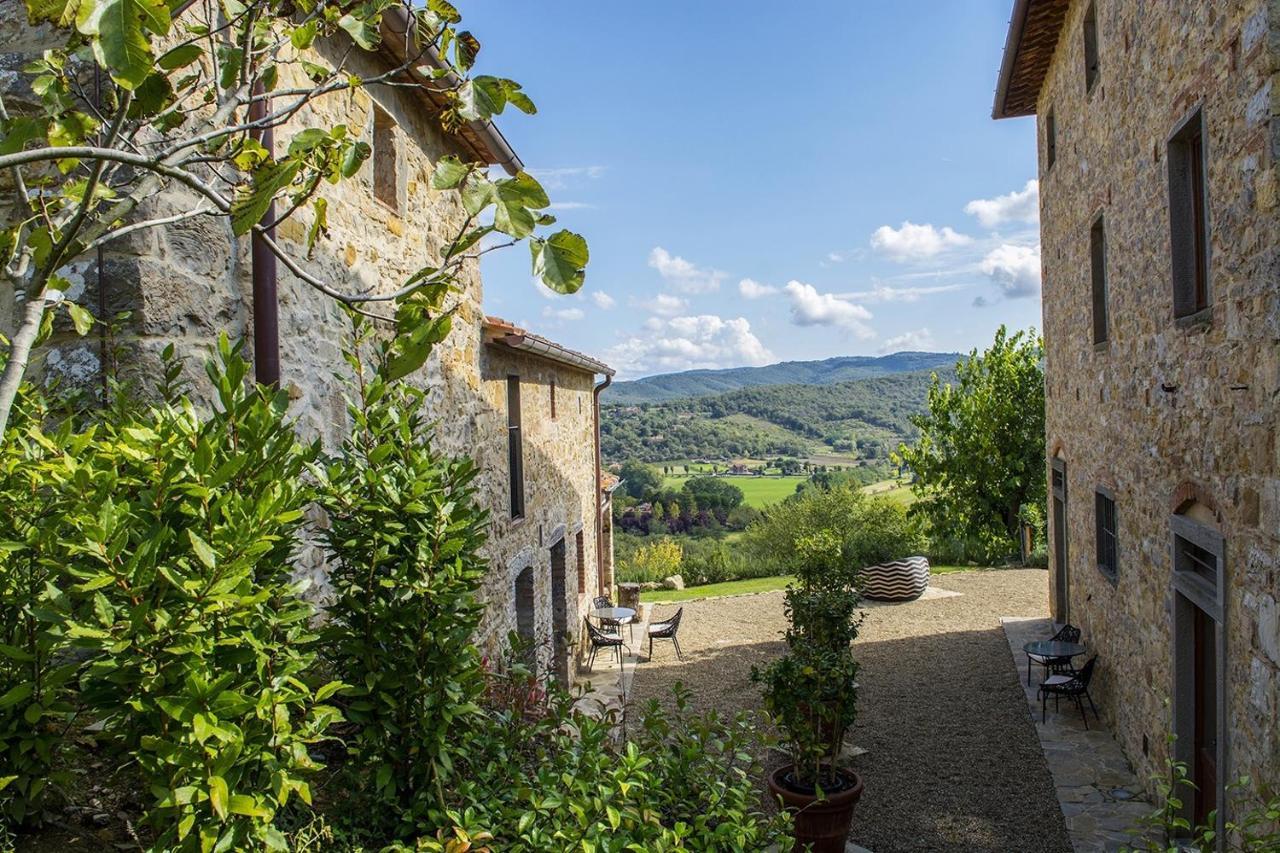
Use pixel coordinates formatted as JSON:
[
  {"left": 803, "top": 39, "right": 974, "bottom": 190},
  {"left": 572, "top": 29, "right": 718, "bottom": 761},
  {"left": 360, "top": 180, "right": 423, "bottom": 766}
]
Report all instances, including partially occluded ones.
[{"left": 627, "top": 568, "right": 1073, "bottom": 853}]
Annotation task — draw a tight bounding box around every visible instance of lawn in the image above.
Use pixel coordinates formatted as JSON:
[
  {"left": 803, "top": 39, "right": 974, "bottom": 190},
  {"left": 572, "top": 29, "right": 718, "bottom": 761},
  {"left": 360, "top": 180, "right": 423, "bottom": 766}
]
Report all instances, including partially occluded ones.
[
  {"left": 640, "top": 564, "right": 994, "bottom": 603},
  {"left": 659, "top": 474, "right": 806, "bottom": 508}
]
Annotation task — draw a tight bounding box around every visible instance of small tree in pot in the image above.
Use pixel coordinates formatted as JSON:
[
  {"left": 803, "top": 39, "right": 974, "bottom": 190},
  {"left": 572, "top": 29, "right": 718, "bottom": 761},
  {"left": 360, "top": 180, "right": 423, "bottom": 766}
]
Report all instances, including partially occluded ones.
[{"left": 752, "top": 531, "right": 864, "bottom": 853}]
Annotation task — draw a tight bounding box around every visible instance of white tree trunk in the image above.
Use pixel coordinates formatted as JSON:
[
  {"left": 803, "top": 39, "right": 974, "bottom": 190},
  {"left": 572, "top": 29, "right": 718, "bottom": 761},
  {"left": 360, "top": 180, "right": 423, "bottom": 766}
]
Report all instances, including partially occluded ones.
[{"left": 0, "top": 289, "right": 48, "bottom": 437}]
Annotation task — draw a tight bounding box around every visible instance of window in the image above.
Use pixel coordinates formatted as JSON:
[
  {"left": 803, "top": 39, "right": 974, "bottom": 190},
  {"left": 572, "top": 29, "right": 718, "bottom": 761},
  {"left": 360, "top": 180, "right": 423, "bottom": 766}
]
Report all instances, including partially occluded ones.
[
  {"left": 550, "top": 379, "right": 557, "bottom": 419},
  {"left": 575, "top": 530, "right": 586, "bottom": 594},
  {"left": 372, "top": 105, "right": 400, "bottom": 212},
  {"left": 1095, "top": 489, "right": 1117, "bottom": 581},
  {"left": 1090, "top": 214, "right": 1109, "bottom": 345},
  {"left": 1176, "top": 532, "right": 1219, "bottom": 585},
  {"left": 1168, "top": 110, "right": 1210, "bottom": 318},
  {"left": 1045, "top": 108, "right": 1057, "bottom": 169},
  {"left": 1082, "top": 2, "right": 1100, "bottom": 93},
  {"left": 507, "top": 376, "right": 524, "bottom": 518}
]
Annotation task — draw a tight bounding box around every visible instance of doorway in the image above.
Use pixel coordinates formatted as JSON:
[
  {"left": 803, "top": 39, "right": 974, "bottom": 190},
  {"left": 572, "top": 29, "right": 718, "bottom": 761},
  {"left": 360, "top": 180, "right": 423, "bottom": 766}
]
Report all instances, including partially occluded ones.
[
  {"left": 1191, "top": 602, "right": 1218, "bottom": 825},
  {"left": 514, "top": 564, "right": 535, "bottom": 666},
  {"left": 549, "top": 539, "right": 569, "bottom": 683},
  {"left": 1051, "top": 457, "right": 1069, "bottom": 622}
]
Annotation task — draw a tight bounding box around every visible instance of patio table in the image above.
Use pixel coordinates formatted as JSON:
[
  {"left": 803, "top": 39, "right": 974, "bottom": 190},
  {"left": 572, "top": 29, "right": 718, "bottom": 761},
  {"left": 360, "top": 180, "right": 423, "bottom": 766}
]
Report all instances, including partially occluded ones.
[
  {"left": 1022, "top": 639, "right": 1086, "bottom": 662},
  {"left": 590, "top": 606, "right": 636, "bottom": 624}
]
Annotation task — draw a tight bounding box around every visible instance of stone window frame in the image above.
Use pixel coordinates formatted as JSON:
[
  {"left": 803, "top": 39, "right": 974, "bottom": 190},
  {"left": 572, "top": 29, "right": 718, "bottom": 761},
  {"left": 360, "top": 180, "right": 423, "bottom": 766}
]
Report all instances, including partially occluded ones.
[
  {"left": 370, "top": 104, "right": 403, "bottom": 215},
  {"left": 1167, "top": 104, "right": 1213, "bottom": 328},
  {"left": 1169, "top": 511, "right": 1228, "bottom": 840},
  {"left": 506, "top": 375, "right": 525, "bottom": 520},
  {"left": 1093, "top": 485, "right": 1118, "bottom": 586},
  {"left": 1082, "top": 1, "right": 1101, "bottom": 96},
  {"left": 1089, "top": 210, "right": 1110, "bottom": 348}
]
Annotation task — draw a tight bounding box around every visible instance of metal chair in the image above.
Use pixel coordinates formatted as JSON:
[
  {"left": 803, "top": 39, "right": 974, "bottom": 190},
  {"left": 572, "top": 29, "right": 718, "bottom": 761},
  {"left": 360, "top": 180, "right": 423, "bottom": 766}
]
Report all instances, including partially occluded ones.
[
  {"left": 1038, "top": 656, "right": 1100, "bottom": 728},
  {"left": 584, "top": 617, "right": 624, "bottom": 671},
  {"left": 1027, "top": 623, "right": 1082, "bottom": 685},
  {"left": 646, "top": 607, "right": 684, "bottom": 661},
  {"left": 592, "top": 595, "right": 633, "bottom": 640}
]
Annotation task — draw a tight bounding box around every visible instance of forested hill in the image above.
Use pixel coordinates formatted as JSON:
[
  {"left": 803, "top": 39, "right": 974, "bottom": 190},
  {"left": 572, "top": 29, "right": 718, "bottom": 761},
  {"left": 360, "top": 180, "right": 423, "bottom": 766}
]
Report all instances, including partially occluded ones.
[
  {"left": 604, "top": 351, "right": 960, "bottom": 404},
  {"left": 600, "top": 367, "right": 957, "bottom": 464}
]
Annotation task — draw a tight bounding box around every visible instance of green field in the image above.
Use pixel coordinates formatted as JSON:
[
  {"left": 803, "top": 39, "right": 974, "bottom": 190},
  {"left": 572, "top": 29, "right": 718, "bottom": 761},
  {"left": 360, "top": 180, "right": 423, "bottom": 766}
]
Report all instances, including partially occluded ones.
[
  {"left": 861, "top": 477, "right": 917, "bottom": 506},
  {"left": 660, "top": 473, "right": 806, "bottom": 508}
]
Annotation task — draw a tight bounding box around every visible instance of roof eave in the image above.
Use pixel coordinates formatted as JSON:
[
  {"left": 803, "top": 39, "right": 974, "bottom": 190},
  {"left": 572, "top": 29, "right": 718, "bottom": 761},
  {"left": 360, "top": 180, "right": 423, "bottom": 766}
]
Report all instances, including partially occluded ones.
[
  {"left": 379, "top": 8, "right": 523, "bottom": 175},
  {"left": 992, "top": 0, "right": 1035, "bottom": 119}
]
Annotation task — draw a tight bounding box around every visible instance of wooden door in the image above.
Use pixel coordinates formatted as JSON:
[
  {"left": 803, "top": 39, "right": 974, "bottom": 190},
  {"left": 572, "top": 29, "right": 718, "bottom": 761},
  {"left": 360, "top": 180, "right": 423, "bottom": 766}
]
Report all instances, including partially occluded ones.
[
  {"left": 1051, "top": 460, "right": 1069, "bottom": 622},
  {"left": 1192, "top": 604, "right": 1218, "bottom": 826}
]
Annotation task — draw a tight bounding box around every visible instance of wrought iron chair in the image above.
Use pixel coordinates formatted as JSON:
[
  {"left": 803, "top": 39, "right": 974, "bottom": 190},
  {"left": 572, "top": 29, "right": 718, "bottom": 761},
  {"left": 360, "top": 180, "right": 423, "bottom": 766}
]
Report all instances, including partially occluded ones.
[
  {"left": 1027, "top": 623, "right": 1082, "bottom": 685},
  {"left": 1038, "top": 656, "right": 1100, "bottom": 728},
  {"left": 646, "top": 607, "right": 684, "bottom": 661},
  {"left": 592, "top": 594, "right": 633, "bottom": 639},
  {"left": 584, "top": 617, "right": 624, "bottom": 671}
]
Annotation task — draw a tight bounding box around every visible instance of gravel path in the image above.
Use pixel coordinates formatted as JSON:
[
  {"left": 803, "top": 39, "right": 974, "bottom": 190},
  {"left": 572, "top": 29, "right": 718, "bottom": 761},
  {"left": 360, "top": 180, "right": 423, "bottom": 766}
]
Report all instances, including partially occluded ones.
[{"left": 628, "top": 569, "right": 1073, "bottom": 853}]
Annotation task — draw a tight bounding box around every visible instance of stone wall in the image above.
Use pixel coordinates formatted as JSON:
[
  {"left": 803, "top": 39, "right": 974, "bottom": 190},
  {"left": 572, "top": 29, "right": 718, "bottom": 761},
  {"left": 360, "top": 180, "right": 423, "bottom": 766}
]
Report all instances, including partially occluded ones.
[
  {"left": 0, "top": 8, "right": 611, "bottom": 677},
  {"left": 1036, "top": 0, "right": 1279, "bottom": 812}
]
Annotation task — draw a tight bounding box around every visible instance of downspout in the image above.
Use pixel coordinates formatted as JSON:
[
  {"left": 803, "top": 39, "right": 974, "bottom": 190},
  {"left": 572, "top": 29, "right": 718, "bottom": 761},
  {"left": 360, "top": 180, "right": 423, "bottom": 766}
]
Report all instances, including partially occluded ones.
[
  {"left": 593, "top": 373, "right": 613, "bottom": 592},
  {"left": 249, "top": 84, "right": 280, "bottom": 388}
]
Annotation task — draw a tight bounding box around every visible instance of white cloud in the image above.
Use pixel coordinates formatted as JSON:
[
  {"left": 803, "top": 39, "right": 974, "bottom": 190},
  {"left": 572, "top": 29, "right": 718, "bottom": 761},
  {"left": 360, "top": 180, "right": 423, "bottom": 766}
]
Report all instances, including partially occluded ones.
[
  {"left": 648, "top": 247, "right": 727, "bottom": 293},
  {"left": 835, "top": 283, "right": 965, "bottom": 303},
  {"left": 783, "top": 281, "right": 875, "bottom": 339},
  {"left": 827, "top": 252, "right": 846, "bottom": 263},
  {"left": 879, "top": 328, "right": 935, "bottom": 353},
  {"left": 964, "top": 180, "right": 1040, "bottom": 228},
  {"left": 870, "top": 221, "right": 971, "bottom": 262},
  {"left": 606, "top": 315, "right": 774, "bottom": 376},
  {"left": 547, "top": 201, "right": 595, "bottom": 211},
  {"left": 527, "top": 165, "right": 606, "bottom": 190},
  {"left": 978, "top": 243, "right": 1042, "bottom": 300},
  {"left": 738, "top": 278, "right": 778, "bottom": 299},
  {"left": 589, "top": 291, "right": 616, "bottom": 309},
  {"left": 635, "top": 292, "right": 688, "bottom": 317},
  {"left": 542, "top": 306, "right": 584, "bottom": 322}
]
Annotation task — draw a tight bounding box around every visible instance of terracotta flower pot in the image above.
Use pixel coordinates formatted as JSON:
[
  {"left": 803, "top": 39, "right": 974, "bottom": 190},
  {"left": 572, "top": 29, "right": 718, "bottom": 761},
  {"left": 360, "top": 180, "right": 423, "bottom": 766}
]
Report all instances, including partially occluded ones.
[{"left": 767, "top": 764, "right": 864, "bottom": 853}]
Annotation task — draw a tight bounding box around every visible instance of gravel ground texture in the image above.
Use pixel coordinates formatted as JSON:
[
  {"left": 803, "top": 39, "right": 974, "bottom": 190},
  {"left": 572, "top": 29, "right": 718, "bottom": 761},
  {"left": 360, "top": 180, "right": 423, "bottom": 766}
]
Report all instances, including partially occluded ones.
[{"left": 628, "top": 568, "right": 1073, "bottom": 853}]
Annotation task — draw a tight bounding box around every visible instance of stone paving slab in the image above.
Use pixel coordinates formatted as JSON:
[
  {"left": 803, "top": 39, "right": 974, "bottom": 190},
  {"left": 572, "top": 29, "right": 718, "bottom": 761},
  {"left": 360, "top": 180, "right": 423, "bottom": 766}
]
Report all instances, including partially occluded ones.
[
  {"left": 572, "top": 603, "right": 650, "bottom": 728},
  {"left": 1001, "top": 616, "right": 1154, "bottom": 853}
]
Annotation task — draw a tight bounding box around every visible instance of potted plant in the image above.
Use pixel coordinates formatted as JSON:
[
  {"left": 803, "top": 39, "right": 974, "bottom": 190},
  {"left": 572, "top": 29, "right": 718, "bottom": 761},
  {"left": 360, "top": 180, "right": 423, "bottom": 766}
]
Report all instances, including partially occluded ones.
[{"left": 752, "top": 531, "right": 864, "bottom": 853}]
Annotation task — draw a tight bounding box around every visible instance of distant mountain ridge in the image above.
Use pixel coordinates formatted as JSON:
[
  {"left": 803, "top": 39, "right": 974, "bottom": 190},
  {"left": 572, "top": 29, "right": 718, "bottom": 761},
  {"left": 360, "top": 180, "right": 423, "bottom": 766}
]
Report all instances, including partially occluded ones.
[{"left": 604, "top": 351, "right": 961, "bottom": 403}]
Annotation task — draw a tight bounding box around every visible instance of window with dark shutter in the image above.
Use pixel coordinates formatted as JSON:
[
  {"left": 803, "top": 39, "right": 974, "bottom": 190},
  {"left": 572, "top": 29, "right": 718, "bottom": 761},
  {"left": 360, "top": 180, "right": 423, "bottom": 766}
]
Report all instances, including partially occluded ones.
[
  {"left": 507, "top": 376, "right": 524, "bottom": 519},
  {"left": 1095, "top": 489, "right": 1117, "bottom": 581},
  {"left": 1169, "top": 110, "right": 1210, "bottom": 319},
  {"left": 1083, "top": 3, "right": 1100, "bottom": 93},
  {"left": 1090, "top": 214, "right": 1109, "bottom": 345},
  {"left": 1045, "top": 108, "right": 1057, "bottom": 169},
  {"left": 550, "top": 379, "right": 557, "bottom": 419}
]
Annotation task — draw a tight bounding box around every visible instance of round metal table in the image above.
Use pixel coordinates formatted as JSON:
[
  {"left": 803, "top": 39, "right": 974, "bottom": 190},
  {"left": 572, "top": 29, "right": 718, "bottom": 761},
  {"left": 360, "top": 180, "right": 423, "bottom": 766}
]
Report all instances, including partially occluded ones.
[
  {"left": 1023, "top": 639, "right": 1086, "bottom": 659},
  {"left": 590, "top": 606, "right": 636, "bottom": 623}
]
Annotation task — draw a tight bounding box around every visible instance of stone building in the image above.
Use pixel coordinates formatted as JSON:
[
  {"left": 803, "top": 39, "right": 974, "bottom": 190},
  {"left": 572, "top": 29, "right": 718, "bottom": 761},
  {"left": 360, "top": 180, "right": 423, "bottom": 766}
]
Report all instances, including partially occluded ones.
[
  {"left": 993, "top": 0, "right": 1279, "bottom": 832},
  {"left": 0, "top": 5, "right": 616, "bottom": 681}
]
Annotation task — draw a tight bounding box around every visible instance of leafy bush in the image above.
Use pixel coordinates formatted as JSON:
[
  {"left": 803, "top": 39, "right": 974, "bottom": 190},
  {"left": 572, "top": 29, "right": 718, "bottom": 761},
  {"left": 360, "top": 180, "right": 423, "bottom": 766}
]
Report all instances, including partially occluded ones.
[
  {"left": 421, "top": 673, "right": 791, "bottom": 851},
  {"left": 49, "top": 339, "right": 341, "bottom": 850},
  {"left": 746, "top": 486, "right": 920, "bottom": 577},
  {"left": 0, "top": 383, "right": 80, "bottom": 828},
  {"left": 314, "top": 342, "right": 489, "bottom": 834},
  {"left": 618, "top": 538, "right": 684, "bottom": 584}
]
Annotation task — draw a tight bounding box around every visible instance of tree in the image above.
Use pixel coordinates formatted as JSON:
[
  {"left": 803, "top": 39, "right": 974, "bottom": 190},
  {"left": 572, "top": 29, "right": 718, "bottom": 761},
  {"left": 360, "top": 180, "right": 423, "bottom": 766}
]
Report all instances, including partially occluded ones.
[
  {"left": 895, "top": 326, "right": 1045, "bottom": 561},
  {"left": 681, "top": 475, "right": 743, "bottom": 515},
  {"left": 618, "top": 459, "right": 661, "bottom": 499},
  {"left": 0, "top": 0, "right": 589, "bottom": 436}
]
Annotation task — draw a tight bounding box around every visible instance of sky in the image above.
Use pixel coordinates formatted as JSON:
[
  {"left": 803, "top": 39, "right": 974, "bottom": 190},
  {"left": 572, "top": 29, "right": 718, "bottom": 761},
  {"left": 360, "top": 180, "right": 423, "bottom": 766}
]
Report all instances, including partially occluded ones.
[{"left": 465, "top": 1, "right": 1042, "bottom": 379}]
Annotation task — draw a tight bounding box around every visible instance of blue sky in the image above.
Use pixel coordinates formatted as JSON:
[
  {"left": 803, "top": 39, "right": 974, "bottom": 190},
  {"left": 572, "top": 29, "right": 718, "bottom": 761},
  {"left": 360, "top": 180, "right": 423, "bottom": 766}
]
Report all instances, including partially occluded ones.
[{"left": 466, "top": 1, "right": 1042, "bottom": 379}]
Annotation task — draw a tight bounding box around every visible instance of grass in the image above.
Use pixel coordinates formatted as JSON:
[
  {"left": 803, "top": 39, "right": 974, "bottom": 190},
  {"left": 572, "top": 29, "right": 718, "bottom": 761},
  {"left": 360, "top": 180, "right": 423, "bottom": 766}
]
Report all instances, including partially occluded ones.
[
  {"left": 659, "top": 474, "right": 806, "bottom": 508},
  {"left": 639, "top": 563, "right": 1000, "bottom": 604},
  {"left": 641, "top": 575, "right": 795, "bottom": 603}
]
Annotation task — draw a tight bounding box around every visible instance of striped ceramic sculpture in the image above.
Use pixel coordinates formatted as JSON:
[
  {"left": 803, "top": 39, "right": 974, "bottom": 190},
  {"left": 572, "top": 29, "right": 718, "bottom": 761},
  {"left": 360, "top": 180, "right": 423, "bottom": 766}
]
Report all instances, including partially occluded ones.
[{"left": 861, "top": 556, "right": 930, "bottom": 601}]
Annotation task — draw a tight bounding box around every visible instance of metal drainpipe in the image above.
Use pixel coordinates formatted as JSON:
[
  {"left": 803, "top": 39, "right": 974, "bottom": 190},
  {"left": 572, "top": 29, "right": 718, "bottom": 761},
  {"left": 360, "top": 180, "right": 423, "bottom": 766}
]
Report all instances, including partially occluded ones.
[
  {"left": 592, "top": 373, "right": 613, "bottom": 592},
  {"left": 249, "top": 85, "right": 280, "bottom": 388}
]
